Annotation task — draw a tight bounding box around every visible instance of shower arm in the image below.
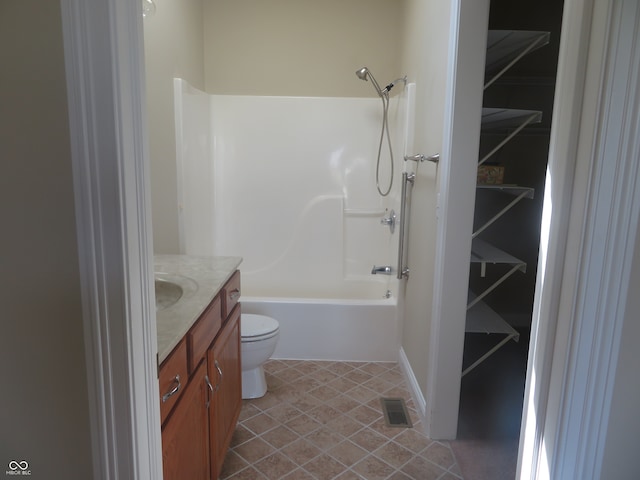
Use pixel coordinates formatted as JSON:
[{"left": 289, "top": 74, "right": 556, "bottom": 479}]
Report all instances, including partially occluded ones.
[
  {"left": 384, "top": 77, "right": 408, "bottom": 95},
  {"left": 366, "top": 71, "right": 387, "bottom": 98}
]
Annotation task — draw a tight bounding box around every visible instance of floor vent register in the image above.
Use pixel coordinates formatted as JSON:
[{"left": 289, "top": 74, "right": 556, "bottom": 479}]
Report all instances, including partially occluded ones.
[{"left": 380, "top": 397, "right": 413, "bottom": 428}]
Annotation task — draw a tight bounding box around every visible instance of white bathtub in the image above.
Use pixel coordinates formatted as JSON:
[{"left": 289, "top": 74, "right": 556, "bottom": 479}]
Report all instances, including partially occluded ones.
[{"left": 241, "top": 285, "right": 399, "bottom": 362}]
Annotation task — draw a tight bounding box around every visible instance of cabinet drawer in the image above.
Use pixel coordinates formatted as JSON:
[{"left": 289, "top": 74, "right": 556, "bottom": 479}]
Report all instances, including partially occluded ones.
[
  {"left": 188, "top": 295, "right": 222, "bottom": 374},
  {"left": 159, "top": 339, "right": 188, "bottom": 425},
  {"left": 223, "top": 270, "right": 241, "bottom": 318}
]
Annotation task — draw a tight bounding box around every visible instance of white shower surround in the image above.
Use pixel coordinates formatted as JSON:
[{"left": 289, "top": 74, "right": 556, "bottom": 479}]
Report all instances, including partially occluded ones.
[{"left": 174, "top": 79, "right": 414, "bottom": 361}]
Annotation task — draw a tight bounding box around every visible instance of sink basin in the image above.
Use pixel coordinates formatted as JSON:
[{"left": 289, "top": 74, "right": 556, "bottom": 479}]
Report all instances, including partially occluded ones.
[
  {"left": 154, "top": 272, "right": 199, "bottom": 311},
  {"left": 155, "top": 278, "right": 184, "bottom": 311}
]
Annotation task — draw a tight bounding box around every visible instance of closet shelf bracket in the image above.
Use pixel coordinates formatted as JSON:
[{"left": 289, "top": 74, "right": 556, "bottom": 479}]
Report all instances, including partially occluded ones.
[
  {"left": 473, "top": 186, "right": 534, "bottom": 238},
  {"left": 480, "top": 109, "right": 542, "bottom": 165}
]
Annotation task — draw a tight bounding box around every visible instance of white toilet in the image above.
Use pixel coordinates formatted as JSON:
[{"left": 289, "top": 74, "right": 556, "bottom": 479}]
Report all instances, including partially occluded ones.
[{"left": 241, "top": 313, "right": 280, "bottom": 399}]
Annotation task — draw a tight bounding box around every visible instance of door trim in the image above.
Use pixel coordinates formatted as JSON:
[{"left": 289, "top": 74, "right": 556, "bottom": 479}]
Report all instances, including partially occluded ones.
[
  {"left": 426, "top": 0, "right": 490, "bottom": 439},
  {"left": 515, "top": 0, "right": 596, "bottom": 475},
  {"left": 519, "top": 0, "right": 640, "bottom": 477},
  {"left": 61, "top": 0, "right": 162, "bottom": 478}
]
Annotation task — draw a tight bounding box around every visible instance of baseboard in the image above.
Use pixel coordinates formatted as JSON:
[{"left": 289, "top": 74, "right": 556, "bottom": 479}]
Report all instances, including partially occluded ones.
[{"left": 398, "top": 347, "right": 428, "bottom": 434}]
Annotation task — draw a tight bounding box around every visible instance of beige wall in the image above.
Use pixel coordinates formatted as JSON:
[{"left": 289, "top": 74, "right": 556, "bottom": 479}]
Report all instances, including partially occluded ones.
[
  {"left": 144, "top": 0, "right": 205, "bottom": 253},
  {"left": 399, "top": 0, "right": 453, "bottom": 400},
  {"left": 203, "top": 0, "right": 405, "bottom": 97},
  {"left": 0, "top": 1, "right": 93, "bottom": 477}
]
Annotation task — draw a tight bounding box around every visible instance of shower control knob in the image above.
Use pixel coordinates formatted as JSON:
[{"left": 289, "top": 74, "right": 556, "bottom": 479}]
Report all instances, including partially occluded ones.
[{"left": 380, "top": 209, "right": 396, "bottom": 234}]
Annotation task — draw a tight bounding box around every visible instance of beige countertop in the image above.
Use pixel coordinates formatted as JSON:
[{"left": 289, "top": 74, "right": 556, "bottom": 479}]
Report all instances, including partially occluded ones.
[{"left": 155, "top": 255, "right": 242, "bottom": 364}]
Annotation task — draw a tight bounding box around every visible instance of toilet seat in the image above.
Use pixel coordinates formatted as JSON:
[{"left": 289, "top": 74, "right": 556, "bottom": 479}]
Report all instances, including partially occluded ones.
[{"left": 242, "top": 314, "right": 279, "bottom": 343}]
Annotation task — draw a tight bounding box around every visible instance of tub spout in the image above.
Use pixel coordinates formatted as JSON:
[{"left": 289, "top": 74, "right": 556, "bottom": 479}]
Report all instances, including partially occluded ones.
[{"left": 371, "top": 265, "right": 393, "bottom": 275}]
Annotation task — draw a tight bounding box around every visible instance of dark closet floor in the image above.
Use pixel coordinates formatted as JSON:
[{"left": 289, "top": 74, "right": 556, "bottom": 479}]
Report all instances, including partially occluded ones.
[{"left": 450, "top": 328, "right": 531, "bottom": 480}]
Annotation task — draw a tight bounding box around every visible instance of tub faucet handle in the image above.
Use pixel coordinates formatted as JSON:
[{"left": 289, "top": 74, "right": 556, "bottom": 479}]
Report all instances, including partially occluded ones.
[{"left": 371, "top": 265, "right": 393, "bottom": 275}]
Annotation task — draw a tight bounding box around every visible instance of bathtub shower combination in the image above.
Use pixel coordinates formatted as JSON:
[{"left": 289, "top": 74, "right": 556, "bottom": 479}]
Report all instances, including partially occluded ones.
[{"left": 174, "top": 75, "right": 416, "bottom": 362}]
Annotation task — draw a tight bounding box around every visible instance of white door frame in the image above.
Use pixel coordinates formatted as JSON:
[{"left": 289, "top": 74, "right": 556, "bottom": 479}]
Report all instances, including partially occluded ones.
[
  {"left": 425, "top": 0, "right": 490, "bottom": 439},
  {"left": 61, "top": 0, "right": 162, "bottom": 478},
  {"left": 518, "top": 0, "right": 640, "bottom": 477}
]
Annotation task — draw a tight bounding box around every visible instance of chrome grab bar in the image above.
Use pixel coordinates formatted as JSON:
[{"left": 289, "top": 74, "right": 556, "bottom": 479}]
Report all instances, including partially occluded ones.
[
  {"left": 397, "top": 171, "right": 415, "bottom": 279},
  {"left": 397, "top": 153, "right": 439, "bottom": 280}
]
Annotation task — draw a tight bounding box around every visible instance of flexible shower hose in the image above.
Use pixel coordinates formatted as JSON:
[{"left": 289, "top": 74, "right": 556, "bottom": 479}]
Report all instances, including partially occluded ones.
[{"left": 375, "top": 91, "right": 394, "bottom": 197}]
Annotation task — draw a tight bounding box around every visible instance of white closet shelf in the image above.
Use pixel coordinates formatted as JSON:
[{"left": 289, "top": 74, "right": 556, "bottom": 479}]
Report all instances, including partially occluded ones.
[
  {"left": 470, "top": 238, "right": 526, "bottom": 272},
  {"left": 481, "top": 108, "right": 542, "bottom": 130},
  {"left": 466, "top": 297, "right": 520, "bottom": 337},
  {"left": 485, "top": 30, "right": 551, "bottom": 89},
  {"left": 464, "top": 292, "right": 520, "bottom": 377},
  {"left": 468, "top": 238, "right": 526, "bottom": 314},
  {"left": 476, "top": 184, "right": 534, "bottom": 199}
]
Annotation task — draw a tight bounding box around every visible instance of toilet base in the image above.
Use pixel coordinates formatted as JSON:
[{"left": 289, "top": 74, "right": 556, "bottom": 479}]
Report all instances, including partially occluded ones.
[{"left": 242, "top": 365, "right": 268, "bottom": 399}]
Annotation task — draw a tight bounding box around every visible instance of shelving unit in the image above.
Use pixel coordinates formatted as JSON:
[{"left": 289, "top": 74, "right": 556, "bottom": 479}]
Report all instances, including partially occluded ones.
[{"left": 463, "top": 29, "right": 549, "bottom": 376}]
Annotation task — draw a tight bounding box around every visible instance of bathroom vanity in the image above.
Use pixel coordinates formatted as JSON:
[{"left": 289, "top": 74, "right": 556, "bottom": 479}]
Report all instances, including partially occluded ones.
[{"left": 155, "top": 255, "right": 242, "bottom": 480}]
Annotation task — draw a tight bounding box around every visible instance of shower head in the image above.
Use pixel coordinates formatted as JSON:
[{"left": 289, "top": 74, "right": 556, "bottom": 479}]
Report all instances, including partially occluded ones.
[
  {"left": 356, "top": 67, "right": 369, "bottom": 81},
  {"left": 355, "top": 66, "right": 384, "bottom": 97},
  {"left": 356, "top": 67, "right": 406, "bottom": 97}
]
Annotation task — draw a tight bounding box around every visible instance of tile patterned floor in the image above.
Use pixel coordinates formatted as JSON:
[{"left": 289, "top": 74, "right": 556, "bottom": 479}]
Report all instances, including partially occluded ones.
[{"left": 220, "top": 360, "right": 463, "bottom": 480}]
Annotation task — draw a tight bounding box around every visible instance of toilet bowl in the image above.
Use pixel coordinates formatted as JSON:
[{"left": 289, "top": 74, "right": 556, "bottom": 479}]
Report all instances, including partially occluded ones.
[{"left": 241, "top": 313, "right": 280, "bottom": 399}]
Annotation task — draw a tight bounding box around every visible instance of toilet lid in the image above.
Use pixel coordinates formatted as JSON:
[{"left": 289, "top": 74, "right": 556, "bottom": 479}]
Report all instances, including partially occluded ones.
[{"left": 242, "top": 314, "right": 279, "bottom": 338}]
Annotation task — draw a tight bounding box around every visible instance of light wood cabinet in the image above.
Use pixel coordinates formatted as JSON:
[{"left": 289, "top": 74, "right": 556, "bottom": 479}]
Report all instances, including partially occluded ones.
[{"left": 159, "top": 270, "right": 242, "bottom": 480}]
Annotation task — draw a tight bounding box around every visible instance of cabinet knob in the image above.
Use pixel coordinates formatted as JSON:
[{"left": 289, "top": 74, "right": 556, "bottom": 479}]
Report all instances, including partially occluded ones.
[
  {"left": 228, "top": 289, "right": 240, "bottom": 301},
  {"left": 161, "top": 374, "right": 181, "bottom": 403}
]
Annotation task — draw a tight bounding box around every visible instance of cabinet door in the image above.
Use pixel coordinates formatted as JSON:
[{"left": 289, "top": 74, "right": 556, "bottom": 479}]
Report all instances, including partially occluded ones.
[
  {"left": 162, "top": 361, "right": 210, "bottom": 480},
  {"left": 208, "top": 305, "right": 242, "bottom": 479}
]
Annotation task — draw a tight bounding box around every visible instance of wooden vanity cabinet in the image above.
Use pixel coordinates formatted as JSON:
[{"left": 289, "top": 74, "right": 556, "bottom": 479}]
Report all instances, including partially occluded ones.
[
  {"left": 208, "top": 305, "right": 242, "bottom": 479},
  {"left": 161, "top": 361, "right": 210, "bottom": 480},
  {"left": 159, "top": 270, "right": 242, "bottom": 480},
  {"left": 188, "top": 295, "right": 222, "bottom": 374},
  {"left": 223, "top": 270, "right": 241, "bottom": 316},
  {"left": 158, "top": 339, "right": 188, "bottom": 425}
]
